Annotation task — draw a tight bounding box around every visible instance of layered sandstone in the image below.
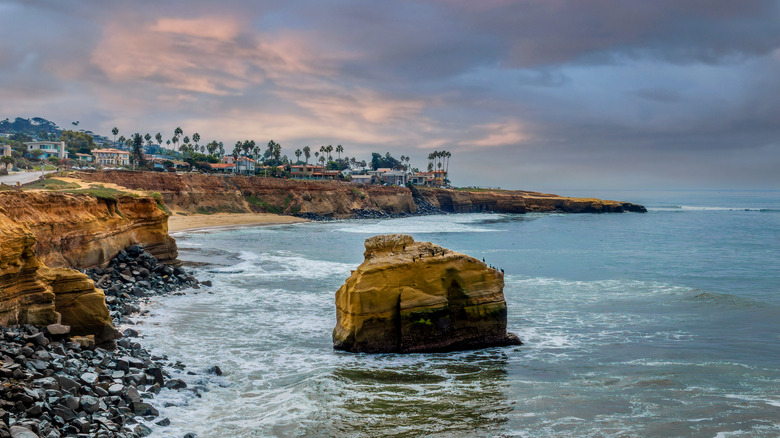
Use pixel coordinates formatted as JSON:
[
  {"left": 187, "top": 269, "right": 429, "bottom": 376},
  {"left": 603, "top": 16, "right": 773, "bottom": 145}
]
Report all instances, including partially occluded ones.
[
  {"left": 333, "top": 234, "right": 521, "bottom": 353},
  {"left": 0, "top": 204, "right": 117, "bottom": 343},
  {"left": 0, "top": 191, "right": 177, "bottom": 268},
  {"left": 418, "top": 187, "right": 647, "bottom": 214},
  {"left": 74, "top": 171, "right": 416, "bottom": 218}
]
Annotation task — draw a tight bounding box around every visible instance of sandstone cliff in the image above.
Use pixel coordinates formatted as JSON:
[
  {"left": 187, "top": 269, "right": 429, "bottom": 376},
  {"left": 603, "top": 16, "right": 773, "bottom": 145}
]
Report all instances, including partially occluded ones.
[
  {"left": 418, "top": 187, "right": 647, "bottom": 213},
  {"left": 74, "top": 171, "right": 416, "bottom": 218},
  {"left": 0, "top": 202, "right": 117, "bottom": 343},
  {"left": 0, "top": 191, "right": 177, "bottom": 268},
  {"left": 333, "top": 234, "right": 520, "bottom": 353},
  {"left": 73, "top": 171, "right": 645, "bottom": 217}
]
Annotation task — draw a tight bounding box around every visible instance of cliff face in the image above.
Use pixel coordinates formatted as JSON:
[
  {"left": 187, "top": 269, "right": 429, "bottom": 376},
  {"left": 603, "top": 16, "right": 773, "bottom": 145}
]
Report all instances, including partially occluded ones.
[
  {"left": 74, "top": 171, "right": 417, "bottom": 218},
  {"left": 0, "top": 192, "right": 177, "bottom": 268},
  {"left": 333, "top": 234, "right": 520, "bottom": 353},
  {"left": 73, "top": 171, "right": 645, "bottom": 216},
  {"left": 419, "top": 188, "right": 647, "bottom": 213},
  {"left": 0, "top": 203, "right": 117, "bottom": 343}
]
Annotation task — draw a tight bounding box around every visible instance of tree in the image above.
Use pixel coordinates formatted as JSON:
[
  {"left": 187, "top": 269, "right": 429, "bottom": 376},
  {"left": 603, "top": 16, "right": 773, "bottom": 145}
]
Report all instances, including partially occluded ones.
[
  {"left": 326, "top": 145, "right": 333, "bottom": 162},
  {"left": 295, "top": 149, "right": 302, "bottom": 163},
  {"left": 59, "top": 130, "right": 95, "bottom": 154},
  {"left": 1, "top": 155, "right": 14, "bottom": 171},
  {"left": 314, "top": 151, "right": 319, "bottom": 164},
  {"left": 131, "top": 133, "right": 146, "bottom": 168},
  {"left": 155, "top": 132, "right": 163, "bottom": 145},
  {"left": 166, "top": 140, "right": 171, "bottom": 147},
  {"left": 144, "top": 133, "right": 152, "bottom": 148},
  {"left": 303, "top": 146, "right": 311, "bottom": 164},
  {"left": 111, "top": 127, "right": 119, "bottom": 145},
  {"left": 172, "top": 127, "right": 183, "bottom": 151},
  {"left": 182, "top": 136, "right": 190, "bottom": 153},
  {"left": 319, "top": 154, "right": 326, "bottom": 166},
  {"left": 336, "top": 144, "right": 343, "bottom": 161},
  {"left": 192, "top": 132, "right": 201, "bottom": 149},
  {"left": 118, "top": 135, "right": 126, "bottom": 147}
]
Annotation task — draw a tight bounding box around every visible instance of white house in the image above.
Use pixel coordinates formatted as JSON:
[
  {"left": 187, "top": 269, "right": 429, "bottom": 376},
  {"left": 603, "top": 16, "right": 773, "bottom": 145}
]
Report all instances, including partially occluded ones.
[
  {"left": 235, "top": 156, "right": 256, "bottom": 174},
  {"left": 25, "top": 141, "right": 68, "bottom": 159}
]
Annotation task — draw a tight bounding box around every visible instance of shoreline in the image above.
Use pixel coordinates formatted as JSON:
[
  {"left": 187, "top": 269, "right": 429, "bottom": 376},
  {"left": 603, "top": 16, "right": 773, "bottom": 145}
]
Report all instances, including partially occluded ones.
[{"left": 167, "top": 212, "right": 309, "bottom": 233}]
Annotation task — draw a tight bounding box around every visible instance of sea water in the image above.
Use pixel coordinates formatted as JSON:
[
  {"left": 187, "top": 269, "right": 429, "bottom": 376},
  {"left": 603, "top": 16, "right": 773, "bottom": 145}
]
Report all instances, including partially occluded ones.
[{"left": 134, "top": 190, "right": 780, "bottom": 437}]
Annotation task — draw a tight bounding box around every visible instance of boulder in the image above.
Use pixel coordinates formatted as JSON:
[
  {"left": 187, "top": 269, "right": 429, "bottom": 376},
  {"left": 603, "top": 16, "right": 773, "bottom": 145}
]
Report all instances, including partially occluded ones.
[{"left": 333, "top": 234, "right": 521, "bottom": 353}]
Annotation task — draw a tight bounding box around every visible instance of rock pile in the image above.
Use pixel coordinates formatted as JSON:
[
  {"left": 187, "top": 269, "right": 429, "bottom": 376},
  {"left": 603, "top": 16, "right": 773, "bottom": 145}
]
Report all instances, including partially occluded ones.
[
  {"left": 1, "top": 245, "right": 211, "bottom": 437},
  {"left": 0, "top": 324, "right": 184, "bottom": 437},
  {"left": 82, "top": 245, "right": 203, "bottom": 324}
]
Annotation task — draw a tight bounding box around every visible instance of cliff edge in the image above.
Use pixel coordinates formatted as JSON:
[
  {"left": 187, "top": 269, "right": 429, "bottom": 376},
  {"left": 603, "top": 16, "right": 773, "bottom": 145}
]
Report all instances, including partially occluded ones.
[{"left": 333, "top": 234, "right": 521, "bottom": 353}]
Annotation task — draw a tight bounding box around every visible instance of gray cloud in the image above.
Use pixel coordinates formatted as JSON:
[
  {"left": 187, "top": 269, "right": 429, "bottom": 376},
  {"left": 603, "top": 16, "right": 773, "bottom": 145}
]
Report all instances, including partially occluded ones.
[{"left": 0, "top": 0, "right": 779, "bottom": 189}]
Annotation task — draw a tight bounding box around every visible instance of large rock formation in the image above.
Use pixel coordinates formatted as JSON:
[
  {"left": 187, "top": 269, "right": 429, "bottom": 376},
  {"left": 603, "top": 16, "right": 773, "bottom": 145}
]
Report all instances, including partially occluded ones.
[
  {"left": 0, "top": 203, "right": 117, "bottom": 343},
  {"left": 418, "top": 187, "right": 647, "bottom": 214},
  {"left": 74, "top": 171, "right": 417, "bottom": 218},
  {"left": 72, "top": 170, "right": 646, "bottom": 218},
  {"left": 0, "top": 191, "right": 177, "bottom": 268},
  {"left": 333, "top": 234, "right": 521, "bottom": 353}
]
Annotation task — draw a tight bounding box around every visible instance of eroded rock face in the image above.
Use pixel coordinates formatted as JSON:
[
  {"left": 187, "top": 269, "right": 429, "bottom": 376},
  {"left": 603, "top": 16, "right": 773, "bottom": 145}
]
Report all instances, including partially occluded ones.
[
  {"left": 0, "top": 205, "right": 117, "bottom": 343},
  {"left": 333, "top": 234, "right": 521, "bottom": 353},
  {"left": 0, "top": 191, "right": 178, "bottom": 268}
]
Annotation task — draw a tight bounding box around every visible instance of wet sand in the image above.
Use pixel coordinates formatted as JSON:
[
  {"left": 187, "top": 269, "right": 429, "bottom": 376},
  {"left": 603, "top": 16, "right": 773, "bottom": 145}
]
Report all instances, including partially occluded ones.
[{"left": 168, "top": 213, "right": 309, "bottom": 232}]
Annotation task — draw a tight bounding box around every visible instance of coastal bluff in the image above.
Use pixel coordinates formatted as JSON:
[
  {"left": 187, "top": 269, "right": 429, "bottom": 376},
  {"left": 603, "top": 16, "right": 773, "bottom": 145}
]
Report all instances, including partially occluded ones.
[
  {"left": 0, "top": 191, "right": 178, "bottom": 343},
  {"left": 333, "top": 234, "right": 521, "bottom": 353},
  {"left": 71, "top": 171, "right": 646, "bottom": 218}
]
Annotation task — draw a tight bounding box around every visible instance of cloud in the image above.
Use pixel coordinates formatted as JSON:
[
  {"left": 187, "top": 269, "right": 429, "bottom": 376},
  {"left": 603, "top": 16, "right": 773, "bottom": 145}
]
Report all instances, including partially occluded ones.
[{"left": 1, "top": 0, "right": 779, "bottom": 189}]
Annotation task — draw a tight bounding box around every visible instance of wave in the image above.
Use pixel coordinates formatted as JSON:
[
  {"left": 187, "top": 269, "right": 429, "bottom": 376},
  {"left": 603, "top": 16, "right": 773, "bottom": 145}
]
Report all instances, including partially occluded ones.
[
  {"left": 649, "top": 205, "right": 779, "bottom": 212},
  {"left": 336, "top": 214, "right": 502, "bottom": 234}
]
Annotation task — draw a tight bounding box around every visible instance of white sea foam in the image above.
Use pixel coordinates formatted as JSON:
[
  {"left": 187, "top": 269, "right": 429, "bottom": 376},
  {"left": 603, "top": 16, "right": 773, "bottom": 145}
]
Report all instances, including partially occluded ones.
[{"left": 336, "top": 214, "right": 501, "bottom": 234}]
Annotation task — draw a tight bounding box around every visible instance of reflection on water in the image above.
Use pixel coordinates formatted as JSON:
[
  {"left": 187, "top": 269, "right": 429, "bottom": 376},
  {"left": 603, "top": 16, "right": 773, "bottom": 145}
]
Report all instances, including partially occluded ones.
[{"left": 308, "top": 350, "right": 511, "bottom": 437}]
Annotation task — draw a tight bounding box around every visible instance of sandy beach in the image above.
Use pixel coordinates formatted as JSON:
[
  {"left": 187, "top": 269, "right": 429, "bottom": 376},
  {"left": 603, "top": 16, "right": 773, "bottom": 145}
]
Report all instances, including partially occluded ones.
[{"left": 168, "top": 212, "right": 309, "bottom": 232}]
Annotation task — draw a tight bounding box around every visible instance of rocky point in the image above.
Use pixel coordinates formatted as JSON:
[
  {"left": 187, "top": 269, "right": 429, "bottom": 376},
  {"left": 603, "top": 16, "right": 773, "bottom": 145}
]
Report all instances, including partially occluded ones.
[{"left": 333, "top": 234, "right": 521, "bottom": 353}]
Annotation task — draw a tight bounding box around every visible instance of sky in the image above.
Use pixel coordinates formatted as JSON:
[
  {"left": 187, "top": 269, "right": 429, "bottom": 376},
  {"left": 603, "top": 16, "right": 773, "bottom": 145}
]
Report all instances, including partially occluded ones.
[{"left": 1, "top": 0, "right": 779, "bottom": 191}]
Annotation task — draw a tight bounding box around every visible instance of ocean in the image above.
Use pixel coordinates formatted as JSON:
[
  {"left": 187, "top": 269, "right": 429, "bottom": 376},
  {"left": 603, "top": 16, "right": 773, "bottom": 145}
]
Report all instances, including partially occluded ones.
[{"left": 133, "top": 190, "right": 780, "bottom": 437}]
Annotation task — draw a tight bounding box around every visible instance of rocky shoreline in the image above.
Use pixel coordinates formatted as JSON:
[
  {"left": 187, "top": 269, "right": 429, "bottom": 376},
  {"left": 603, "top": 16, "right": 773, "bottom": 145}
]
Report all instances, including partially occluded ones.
[{"left": 1, "top": 246, "right": 213, "bottom": 438}]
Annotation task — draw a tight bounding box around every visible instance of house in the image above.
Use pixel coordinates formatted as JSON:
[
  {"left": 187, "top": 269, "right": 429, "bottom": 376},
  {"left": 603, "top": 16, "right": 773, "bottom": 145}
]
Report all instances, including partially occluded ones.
[
  {"left": 25, "top": 141, "right": 68, "bottom": 159},
  {"left": 92, "top": 148, "right": 130, "bottom": 166},
  {"left": 74, "top": 153, "right": 93, "bottom": 163},
  {"left": 367, "top": 168, "right": 408, "bottom": 185},
  {"left": 0, "top": 144, "right": 11, "bottom": 157},
  {"left": 208, "top": 163, "right": 235, "bottom": 173},
  {"left": 290, "top": 164, "right": 324, "bottom": 178},
  {"left": 349, "top": 174, "right": 375, "bottom": 184},
  {"left": 410, "top": 170, "right": 446, "bottom": 187},
  {"left": 310, "top": 170, "right": 341, "bottom": 180},
  {"left": 235, "top": 156, "right": 256, "bottom": 174},
  {"left": 149, "top": 157, "right": 189, "bottom": 171}
]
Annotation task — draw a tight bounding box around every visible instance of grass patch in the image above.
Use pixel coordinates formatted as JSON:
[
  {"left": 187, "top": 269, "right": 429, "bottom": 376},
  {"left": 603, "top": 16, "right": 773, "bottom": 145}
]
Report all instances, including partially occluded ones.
[
  {"left": 65, "top": 186, "right": 135, "bottom": 201},
  {"left": 351, "top": 187, "right": 367, "bottom": 199},
  {"left": 246, "top": 195, "right": 283, "bottom": 214},
  {"left": 22, "top": 178, "right": 80, "bottom": 191},
  {"left": 150, "top": 191, "right": 170, "bottom": 214}
]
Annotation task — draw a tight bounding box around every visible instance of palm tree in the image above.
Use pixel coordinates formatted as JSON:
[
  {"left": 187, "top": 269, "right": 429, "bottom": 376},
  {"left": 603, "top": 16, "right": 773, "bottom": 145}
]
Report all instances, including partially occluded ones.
[
  {"left": 295, "top": 149, "right": 302, "bottom": 163},
  {"left": 172, "top": 127, "right": 183, "bottom": 151},
  {"left": 326, "top": 145, "right": 333, "bottom": 162},
  {"left": 166, "top": 139, "right": 171, "bottom": 147},
  {"left": 144, "top": 133, "right": 152, "bottom": 149},
  {"left": 155, "top": 132, "right": 163, "bottom": 145},
  {"left": 303, "top": 146, "right": 311, "bottom": 164},
  {"left": 319, "top": 155, "right": 326, "bottom": 166},
  {"left": 111, "top": 127, "right": 119, "bottom": 145},
  {"left": 131, "top": 133, "right": 146, "bottom": 169},
  {"left": 207, "top": 141, "right": 218, "bottom": 156},
  {"left": 336, "top": 144, "right": 343, "bottom": 161},
  {"left": 1, "top": 155, "right": 15, "bottom": 171},
  {"left": 118, "top": 135, "right": 126, "bottom": 148},
  {"left": 314, "top": 151, "right": 319, "bottom": 164},
  {"left": 192, "top": 132, "right": 201, "bottom": 149},
  {"left": 182, "top": 136, "right": 190, "bottom": 153}
]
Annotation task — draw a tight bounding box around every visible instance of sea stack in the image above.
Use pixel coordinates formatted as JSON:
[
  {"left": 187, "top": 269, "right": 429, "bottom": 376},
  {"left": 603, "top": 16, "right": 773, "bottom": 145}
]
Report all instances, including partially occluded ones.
[{"left": 333, "top": 234, "right": 521, "bottom": 353}]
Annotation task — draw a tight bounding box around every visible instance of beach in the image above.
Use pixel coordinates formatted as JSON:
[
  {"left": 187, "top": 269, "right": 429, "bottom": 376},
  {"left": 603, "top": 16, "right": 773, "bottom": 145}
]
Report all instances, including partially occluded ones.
[{"left": 167, "top": 212, "right": 309, "bottom": 232}]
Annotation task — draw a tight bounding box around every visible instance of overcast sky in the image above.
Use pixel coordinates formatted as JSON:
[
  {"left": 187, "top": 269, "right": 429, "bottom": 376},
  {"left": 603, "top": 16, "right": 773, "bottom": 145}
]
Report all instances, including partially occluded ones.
[{"left": 1, "top": 0, "right": 779, "bottom": 191}]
